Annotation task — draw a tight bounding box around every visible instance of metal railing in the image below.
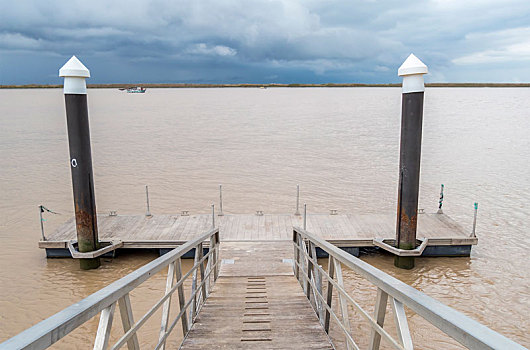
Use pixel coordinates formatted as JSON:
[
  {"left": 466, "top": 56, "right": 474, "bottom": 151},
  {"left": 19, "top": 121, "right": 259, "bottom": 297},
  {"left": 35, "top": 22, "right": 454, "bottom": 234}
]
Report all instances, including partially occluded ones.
[
  {"left": 292, "top": 227, "right": 526, "bottom": 350},
  {"left": 0, "top": 228, "right": 220, "bottom": 350}
]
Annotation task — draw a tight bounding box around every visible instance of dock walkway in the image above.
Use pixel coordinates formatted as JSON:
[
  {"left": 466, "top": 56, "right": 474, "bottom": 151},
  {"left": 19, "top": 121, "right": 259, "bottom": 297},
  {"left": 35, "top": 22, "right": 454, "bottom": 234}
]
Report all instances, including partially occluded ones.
[
  {"left": 39, "top": 213, "right": 477, "bottom": 256},
  {"left": 179, "top": 241, "right": 333, "bottom": 349}
]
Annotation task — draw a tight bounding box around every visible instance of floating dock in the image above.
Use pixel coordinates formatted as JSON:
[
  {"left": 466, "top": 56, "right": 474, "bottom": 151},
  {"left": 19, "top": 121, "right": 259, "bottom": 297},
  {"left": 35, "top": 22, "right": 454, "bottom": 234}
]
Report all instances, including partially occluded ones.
[{"left": 39, "top": 212, "right": 477, "bottom": 258}]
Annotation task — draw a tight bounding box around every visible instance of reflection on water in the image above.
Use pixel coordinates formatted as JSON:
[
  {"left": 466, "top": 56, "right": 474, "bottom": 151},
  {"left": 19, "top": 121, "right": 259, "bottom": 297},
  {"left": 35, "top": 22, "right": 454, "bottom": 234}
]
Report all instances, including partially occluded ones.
[{"left": 0, "top": 88, "right": 528, "bottom": 347}]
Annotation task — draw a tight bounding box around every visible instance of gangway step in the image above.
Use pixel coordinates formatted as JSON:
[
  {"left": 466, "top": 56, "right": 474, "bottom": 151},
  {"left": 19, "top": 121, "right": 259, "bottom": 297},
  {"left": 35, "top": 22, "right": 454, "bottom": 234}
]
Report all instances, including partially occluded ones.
[{"left": 179, "top": 242, "right": 334, "bottom": 349}]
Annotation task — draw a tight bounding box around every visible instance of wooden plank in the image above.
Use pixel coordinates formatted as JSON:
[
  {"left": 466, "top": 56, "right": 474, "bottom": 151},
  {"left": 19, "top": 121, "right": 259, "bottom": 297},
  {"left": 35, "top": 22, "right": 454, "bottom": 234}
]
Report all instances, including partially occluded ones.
[
  {"left": 157, "top": 215, "right": 179, "bottom": 240},
  {"left": 123, "top": 215, "right": 150, "bottom": 240},
  {"left": 257, "top": 214, "right": 265, "bottom": 240},
  {"left": 178, "top": 215, "right": 198, "bottom": 242},
  {"left": 275, "top": 214, "right": 286, "bottom": 240},
  {"left": 219, "top": 214, "right": 231, "bottom": 240},
  {"left": 180, "top": 241, "right": 333, "bottom": 349},
  {"left": 223, "top": 214, "right": 237, "bottom": 241},
  {"left": 370, "top": 214, "right": 394, "bottom": 237},
  {"left": 230, "top": 214, "right": 241, "bottom": 241},
  {"left": 307, "top": 215, "right": 324, "bottom": 239},
  {"left": 240, "top": 215, "right": 249, "bottom": 241},
  {"left": 263, "top": 215, "right": 274, "bottom": 240},
  {"left": 47, "top": 216, "right": 75, "bottom": 241},
  {"left": 182, "top": 215, "right": 203, "bottom": 241},
  {"left": 346, "top": 214, "right": 378, "bottom": 239},
  {"left": 150, "top": 215, "right": 174, "bottom": 241},
  {"left": 335, "top": 215, "right": 354, "bottom": 240},
  {"left": 320, "top": 215, "right": 340, "bottom": 240},
  {"left": 170, "top": 215, "right": 190, "bottom": 241},
  {"left": 343, "top": 213, "right": 367, "bottom": 239}
]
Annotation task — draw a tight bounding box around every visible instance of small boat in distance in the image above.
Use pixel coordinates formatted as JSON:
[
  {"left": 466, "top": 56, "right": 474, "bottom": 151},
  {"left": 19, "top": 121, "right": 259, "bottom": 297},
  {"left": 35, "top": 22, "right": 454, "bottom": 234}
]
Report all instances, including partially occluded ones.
[{"left": 124, "top": 86, "right": 146, "bottom": 93}]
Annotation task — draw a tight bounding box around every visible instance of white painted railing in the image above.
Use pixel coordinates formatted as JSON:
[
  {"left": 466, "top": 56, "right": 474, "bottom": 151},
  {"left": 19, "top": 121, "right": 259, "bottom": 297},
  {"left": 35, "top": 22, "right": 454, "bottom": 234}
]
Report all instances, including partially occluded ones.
[
  {"left": 292, "top": 227, "right": 526, "bottom": 350},
  {"left": 0, "top": 228, "right": 220, "bottom": 350}
]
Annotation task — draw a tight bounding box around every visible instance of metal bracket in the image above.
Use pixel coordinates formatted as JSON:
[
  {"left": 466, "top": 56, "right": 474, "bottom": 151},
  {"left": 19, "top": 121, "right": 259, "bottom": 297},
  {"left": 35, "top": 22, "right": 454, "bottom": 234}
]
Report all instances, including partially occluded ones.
[
  {"left": 67, "top": 240, "right": 123, "bottom": 259},
  {"left": 373, "top": 237, "right": 429, "bottom": 256}
]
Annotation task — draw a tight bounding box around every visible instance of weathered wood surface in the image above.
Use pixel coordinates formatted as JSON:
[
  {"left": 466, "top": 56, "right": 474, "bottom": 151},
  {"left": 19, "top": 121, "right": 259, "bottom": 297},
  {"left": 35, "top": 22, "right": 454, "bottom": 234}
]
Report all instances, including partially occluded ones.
[
  {"left": 39, "top": 213, "right": 477, "bottom": 249},
  {"left": 179, "top": 241, "right": 334, "bottom": 349}
]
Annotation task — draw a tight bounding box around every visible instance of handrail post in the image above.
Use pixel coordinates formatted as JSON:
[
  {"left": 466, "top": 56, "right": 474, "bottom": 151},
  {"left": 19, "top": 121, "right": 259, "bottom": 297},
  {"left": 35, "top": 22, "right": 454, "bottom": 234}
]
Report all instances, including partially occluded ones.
[
  {"left": 190, "top": 243, "right": 201, "bottom": 324},
  {"left": 159, "top": 261, "right": 176, "bottom": 350},
  {"left": 309, "top": 242, "right": 324, "bottom": 324},
  {"left": 324, "top": 256, "right": 335, "bottom": 333},
  {"left": 304, "top": 240, "right": 313, "bottom": 301},
  {"left": 293, "top": 230, "right": 300, "bottom": 280},
  {"left": 204, "top": 243, "right": 213, "bottom": 296},
  {"left": 175, "top": 258, "right": 189, "bottom": 336},
  {"left": 93, "top": 302, "right": 116, "bottom": 350},
  {"left": 198, "top": 242, "right": 207, "bottom": 303},
  {"left": 299, "top": 237, "right": 308, "bottom": 294},
  {"left": 214, "top": 230, "right": 220, "bottom": 281},
  {"left": 118, "top": 294, "right": 140, "bottom": 350},
  {"left": 391, "top": 297, "right": 413, "bottom": 349},
  {"left": 369, "top": 288, "right": 389, "bottom": 350},
  {"left": 333, "top": 258, "right": 353, "bottom": 350},
  {"left": 208, "top": 232, "right": 218, "bottom": 286}
]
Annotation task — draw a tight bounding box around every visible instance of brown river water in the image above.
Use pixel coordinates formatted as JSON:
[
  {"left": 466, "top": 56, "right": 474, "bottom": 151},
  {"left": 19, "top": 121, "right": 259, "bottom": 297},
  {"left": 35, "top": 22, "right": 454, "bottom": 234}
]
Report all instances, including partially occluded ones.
[{"left": 0, "top": 87, "right": 528, "bottom": 348}]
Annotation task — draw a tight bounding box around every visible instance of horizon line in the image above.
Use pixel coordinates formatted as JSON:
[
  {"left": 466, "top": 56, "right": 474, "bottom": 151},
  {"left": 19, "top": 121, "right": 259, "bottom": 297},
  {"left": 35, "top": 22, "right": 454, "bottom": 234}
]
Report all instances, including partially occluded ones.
[{"left": 1, "top": 82, "right": 530, "bottom": 89}]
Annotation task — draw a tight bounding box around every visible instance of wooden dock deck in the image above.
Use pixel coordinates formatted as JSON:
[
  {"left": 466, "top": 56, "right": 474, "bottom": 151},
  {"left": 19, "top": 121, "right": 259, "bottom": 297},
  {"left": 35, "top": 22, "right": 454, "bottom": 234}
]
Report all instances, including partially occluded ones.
[
  {"left": 39, "top": 212, "right": 477, "bottom": 257},
  {"left": 179, "top": 241, "right": 334, "bottom": 349}
]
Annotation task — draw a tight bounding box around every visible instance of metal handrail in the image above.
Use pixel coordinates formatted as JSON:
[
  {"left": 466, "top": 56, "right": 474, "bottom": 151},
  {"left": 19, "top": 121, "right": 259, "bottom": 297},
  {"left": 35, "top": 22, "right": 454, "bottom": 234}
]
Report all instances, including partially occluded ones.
[
  {"left": 293, "top": 227, "right": 527, "bottom": 350},
  {"left": 0, "top": 228, "right": 220, "bottom": 350}
]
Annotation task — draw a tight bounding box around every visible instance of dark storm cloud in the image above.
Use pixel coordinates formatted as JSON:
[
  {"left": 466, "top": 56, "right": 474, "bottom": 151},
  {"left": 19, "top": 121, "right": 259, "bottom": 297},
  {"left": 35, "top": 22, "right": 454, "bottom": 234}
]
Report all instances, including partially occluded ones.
[{"left": 1, "top": 0, "right": 529, "bottom": 84}]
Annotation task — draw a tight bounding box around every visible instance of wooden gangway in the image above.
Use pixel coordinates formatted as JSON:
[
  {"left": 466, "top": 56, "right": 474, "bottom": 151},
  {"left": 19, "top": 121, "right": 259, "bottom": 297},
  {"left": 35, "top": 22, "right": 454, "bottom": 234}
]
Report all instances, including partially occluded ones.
[
  {"left": 180, "top": 241, "right": 333, "bottom": 349},
  {"left": 1, "top": 227, "right": 526, "bottom": 350},
  {"left": 39, "top": 212, "right": 477, "bottom": 257}
]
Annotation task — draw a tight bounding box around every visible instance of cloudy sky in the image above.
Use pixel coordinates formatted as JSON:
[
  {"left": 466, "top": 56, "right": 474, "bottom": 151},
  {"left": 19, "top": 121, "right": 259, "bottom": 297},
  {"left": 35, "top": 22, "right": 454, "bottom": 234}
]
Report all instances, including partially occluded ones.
[{"left": 1, "top": 0, "right": 529, "bottom": 84}]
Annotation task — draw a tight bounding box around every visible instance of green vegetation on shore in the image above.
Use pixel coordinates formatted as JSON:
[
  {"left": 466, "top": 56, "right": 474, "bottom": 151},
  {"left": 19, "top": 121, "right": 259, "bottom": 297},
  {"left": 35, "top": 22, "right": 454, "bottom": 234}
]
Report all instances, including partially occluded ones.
[{"left": 1, "top": 82, "right": 530, "bottom": 89}]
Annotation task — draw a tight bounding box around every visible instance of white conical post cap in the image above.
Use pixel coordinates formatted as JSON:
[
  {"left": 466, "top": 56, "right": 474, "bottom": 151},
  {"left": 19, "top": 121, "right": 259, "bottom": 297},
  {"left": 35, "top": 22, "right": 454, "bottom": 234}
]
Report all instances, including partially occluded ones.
[
  {"left": 398, "top": 54, "right": 428, "bottom": 93},
  {"left": 59, "top": 56, "right": 90, "bottom": 94}
]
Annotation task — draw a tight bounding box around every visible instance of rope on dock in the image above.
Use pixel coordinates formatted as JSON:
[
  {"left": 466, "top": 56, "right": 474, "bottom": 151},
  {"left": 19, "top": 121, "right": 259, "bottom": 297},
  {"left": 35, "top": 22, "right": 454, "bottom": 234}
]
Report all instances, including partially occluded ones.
[{"left": 40, "top": 205, "right": 61, "bottom": 215}]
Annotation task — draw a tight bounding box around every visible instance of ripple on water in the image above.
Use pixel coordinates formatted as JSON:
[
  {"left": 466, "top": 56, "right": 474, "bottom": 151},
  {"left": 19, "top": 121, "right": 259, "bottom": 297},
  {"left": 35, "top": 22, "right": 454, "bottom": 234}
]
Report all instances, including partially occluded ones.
[{"left": 0, "top": 88, "right": 529, "bottom": 346}]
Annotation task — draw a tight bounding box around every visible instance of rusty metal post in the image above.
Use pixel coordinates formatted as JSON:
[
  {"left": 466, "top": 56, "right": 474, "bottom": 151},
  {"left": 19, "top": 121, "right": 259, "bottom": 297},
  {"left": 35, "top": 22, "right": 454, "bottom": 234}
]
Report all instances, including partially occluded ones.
[
  {"left": 59, "top": 56, "right": 100, "bottom": 270},
  {"left": 295, "top": 184, "right": 300, "bottom": 216},
  {"left": 208, "top": 204, "right": 215, "bottom": 228},
  {"left": 145, "top": 185, "right": 151, "bottom": 217},
  {"left": 437, "top": 184, "right": 444, "bottom": 214},
  {"left": 218, "top": 184, "right": 224, "bottom": 216},
  {"left": 471, "top": 202, "right": 478, "bottom": 237},
  {"left": 395, "top": 54, "right": 428, "bottom": 269},
  {"left": 303, "top": 203, "right": 307, "bottom": 230},
  {"left": 39, "top": 205, "right": 46, "bottom": 241}
]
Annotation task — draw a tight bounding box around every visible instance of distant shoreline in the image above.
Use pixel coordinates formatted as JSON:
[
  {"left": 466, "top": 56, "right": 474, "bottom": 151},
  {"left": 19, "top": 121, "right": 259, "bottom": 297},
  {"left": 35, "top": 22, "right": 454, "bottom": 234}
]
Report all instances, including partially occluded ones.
[{"left": 1, "top": 82, "right": 530, "bottom": 89}]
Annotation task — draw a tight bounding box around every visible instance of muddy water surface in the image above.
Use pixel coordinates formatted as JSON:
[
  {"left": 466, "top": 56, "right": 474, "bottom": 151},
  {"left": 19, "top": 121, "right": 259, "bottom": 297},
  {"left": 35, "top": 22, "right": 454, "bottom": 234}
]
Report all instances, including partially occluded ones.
[{"left": 0, "top": 88, "right": 528, "bottom": 348}]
